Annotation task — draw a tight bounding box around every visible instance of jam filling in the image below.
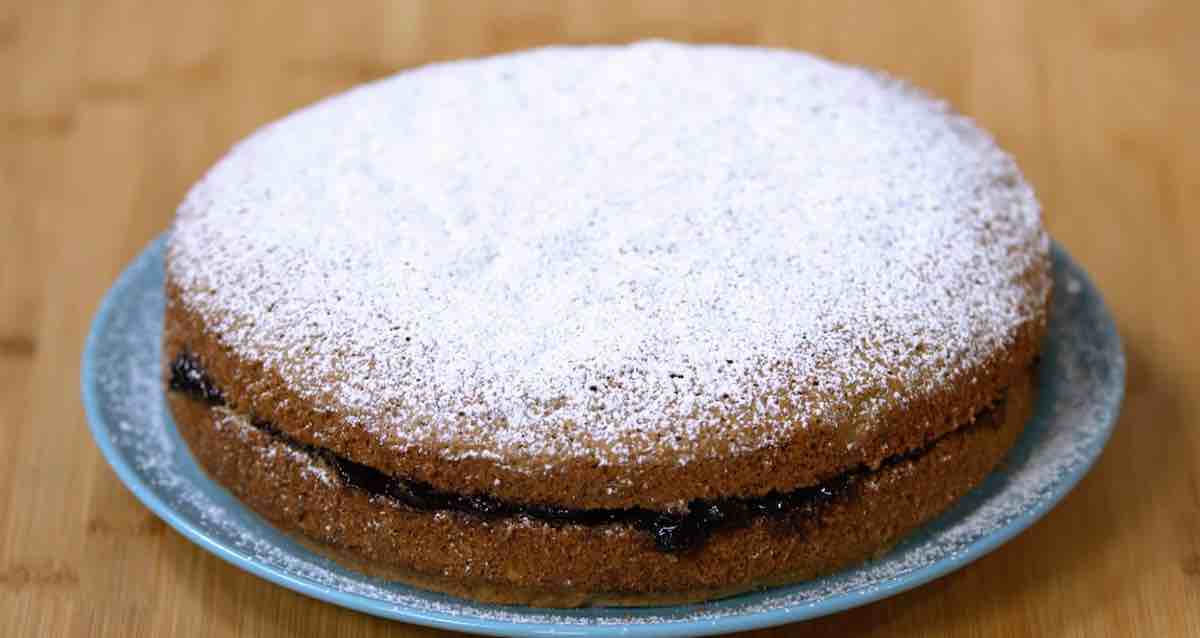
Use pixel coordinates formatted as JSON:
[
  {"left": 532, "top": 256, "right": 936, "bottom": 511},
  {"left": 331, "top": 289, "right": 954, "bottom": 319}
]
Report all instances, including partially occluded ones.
[{"left": 170, "top": 352, "right": 990, "bottom": 553}]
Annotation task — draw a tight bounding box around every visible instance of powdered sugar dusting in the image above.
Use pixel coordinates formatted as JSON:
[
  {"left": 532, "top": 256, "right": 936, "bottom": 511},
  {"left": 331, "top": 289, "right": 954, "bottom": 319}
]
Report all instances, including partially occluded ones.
[
  {"left": 167, "top": 42, "right": 1049, "bottom": 467},
  {"left": 211, "top": 406, "right": 339, "bottom": 488},
  {"left": 87, "top": 238, "right": 1121, "bottom": 631}
]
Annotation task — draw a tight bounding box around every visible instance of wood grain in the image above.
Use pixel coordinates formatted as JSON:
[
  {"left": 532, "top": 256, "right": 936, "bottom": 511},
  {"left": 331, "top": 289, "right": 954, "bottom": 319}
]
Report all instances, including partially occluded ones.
[{"left": 2, "top": 1, "right": 1197, "bottom": 636}]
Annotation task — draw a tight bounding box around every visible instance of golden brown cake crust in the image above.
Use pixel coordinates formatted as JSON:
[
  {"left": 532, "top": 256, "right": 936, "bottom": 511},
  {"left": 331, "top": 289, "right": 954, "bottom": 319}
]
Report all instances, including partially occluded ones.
[
  {"left": 167, "top": 365, "right": 1033, "bottom": 607},
  {"left": 163, "top": 280, "right": 1045, "bottom": 512}
]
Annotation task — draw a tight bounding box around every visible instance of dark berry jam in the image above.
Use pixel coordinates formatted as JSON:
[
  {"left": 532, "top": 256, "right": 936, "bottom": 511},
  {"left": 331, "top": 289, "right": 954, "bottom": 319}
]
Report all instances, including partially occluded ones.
[
  {"left": 168, "top": 352, "right": 225, "bottom": 405},
  {"left": 168, "top": 351, "right": 875, "bottom": 553}
]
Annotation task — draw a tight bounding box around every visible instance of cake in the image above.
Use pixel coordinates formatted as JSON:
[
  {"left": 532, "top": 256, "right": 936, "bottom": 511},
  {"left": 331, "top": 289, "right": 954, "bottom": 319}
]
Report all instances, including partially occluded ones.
[{"left": 163, "top": 42, "right": 1051, "bottom": 606}]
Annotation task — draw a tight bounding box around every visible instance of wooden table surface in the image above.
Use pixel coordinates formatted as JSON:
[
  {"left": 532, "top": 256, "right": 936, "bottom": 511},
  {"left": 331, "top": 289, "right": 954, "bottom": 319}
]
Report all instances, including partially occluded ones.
[{"left": 3, "top": 1, "right": 1198, "bottom": 636}]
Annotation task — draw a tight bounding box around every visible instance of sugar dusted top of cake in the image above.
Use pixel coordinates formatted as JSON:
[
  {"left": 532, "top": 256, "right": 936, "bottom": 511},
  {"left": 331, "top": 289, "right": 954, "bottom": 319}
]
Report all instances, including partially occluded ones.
[{"left": 168, "top": 41, "right": 1049, "bottom": 468}]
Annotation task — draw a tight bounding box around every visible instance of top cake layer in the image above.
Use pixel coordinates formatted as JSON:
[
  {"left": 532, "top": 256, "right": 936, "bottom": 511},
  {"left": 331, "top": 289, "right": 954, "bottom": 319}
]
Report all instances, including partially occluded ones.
[{"left": 167, "top": 41, "right": 1049, "bottom": 508}]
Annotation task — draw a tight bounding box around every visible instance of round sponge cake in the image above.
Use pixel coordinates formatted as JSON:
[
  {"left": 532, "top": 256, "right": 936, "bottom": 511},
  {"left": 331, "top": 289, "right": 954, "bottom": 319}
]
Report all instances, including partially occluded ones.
[{"left": 163, "top": 41, "right": 1050, "bottom": 605}]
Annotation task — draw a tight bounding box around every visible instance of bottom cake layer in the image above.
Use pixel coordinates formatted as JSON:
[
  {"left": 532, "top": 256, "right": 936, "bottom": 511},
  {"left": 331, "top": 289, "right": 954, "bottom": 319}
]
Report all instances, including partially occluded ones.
[{"left": 167, "top": 369, "right": 1033, "bottom": 607}]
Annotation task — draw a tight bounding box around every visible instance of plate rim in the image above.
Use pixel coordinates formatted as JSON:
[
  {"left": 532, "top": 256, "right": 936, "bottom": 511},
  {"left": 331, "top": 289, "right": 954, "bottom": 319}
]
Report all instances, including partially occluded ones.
[{"left": 82, "top": 235, "right": 1125, "bottom": 637}]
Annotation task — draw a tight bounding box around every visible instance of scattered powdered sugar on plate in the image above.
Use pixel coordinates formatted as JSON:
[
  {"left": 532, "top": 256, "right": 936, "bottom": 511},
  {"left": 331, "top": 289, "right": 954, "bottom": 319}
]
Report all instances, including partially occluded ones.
[
  {"left": 167, "top": 41, "right": 1051, "bottom": 467},
  {"left": 84, "top": 237, "right": 1122, "bottom": 633}
]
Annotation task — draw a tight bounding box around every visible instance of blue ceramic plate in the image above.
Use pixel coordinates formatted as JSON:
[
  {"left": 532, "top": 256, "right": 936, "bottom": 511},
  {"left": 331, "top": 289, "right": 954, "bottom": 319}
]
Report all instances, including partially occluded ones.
[{"left": 83, "top": 236, "right": 1123, "bottom": 637}]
